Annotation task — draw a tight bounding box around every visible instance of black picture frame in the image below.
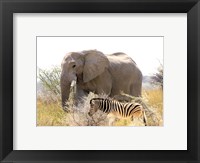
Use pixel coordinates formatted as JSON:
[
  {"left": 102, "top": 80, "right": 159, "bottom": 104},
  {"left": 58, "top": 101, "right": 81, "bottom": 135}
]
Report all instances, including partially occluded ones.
[{"left": 0, "top": 0, "right": 200, "bottom": 163}]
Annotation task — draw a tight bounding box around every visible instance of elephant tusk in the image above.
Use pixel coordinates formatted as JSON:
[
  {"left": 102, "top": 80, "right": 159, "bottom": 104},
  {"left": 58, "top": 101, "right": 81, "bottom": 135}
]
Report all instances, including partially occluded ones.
[
  {"left": 70, "top": 76, "right": 77, "bottom": 87},
  {"left": 69, "top": 78, "right": 77, "bottom": 106},
  {"left": 71, "top": 79, "right": 77, "bottom": 87}
]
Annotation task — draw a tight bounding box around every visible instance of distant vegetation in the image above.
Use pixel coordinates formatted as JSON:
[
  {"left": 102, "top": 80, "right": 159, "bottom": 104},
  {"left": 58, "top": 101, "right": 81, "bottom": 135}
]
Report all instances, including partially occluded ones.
[
  {"left": 151, "top": 64, "right": 163, "bottom": 89},
  {"left": 37, "top": 66, "right": 163, "bottom": 126}
]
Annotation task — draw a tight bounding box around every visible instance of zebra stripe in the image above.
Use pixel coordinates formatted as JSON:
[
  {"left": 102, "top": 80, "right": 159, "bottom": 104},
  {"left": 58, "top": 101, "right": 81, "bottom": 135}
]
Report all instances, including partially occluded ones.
[{"left": 89, "top": 98, "right": 147, "bottom": 126}]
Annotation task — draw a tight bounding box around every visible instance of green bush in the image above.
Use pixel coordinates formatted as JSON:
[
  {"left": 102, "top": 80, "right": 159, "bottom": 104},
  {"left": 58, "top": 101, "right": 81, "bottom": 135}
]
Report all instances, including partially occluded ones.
[{"left": 38, "top": 66, "right": 61, "bottom": 96}]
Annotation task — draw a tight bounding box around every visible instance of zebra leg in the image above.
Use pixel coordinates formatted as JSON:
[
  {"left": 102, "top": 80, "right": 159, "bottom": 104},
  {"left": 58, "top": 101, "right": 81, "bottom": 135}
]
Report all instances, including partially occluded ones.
[
  {"left": 108, "top": 118, "right": 115, "bottom": 126},
  {"left": 131, "top": 111, "right": 145, "bottom": 126},
  {"left": 143, "top": 110, "right": 148, "bottom": 126},
  {"left": 107, "top": 115, "right": 117, "bottom": 126}
]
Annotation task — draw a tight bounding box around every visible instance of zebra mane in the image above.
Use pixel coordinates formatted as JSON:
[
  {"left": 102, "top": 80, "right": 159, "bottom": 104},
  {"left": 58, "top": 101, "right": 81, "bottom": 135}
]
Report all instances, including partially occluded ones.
[{"left": 90, "top": 98, "right": 110, "bottom": 104}]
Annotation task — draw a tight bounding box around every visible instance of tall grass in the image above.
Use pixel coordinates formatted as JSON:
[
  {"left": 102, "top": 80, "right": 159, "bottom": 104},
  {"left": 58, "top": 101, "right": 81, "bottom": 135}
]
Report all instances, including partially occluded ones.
[
  {"left": 142, "top": 89, "right": 163, "bottom": 126},
  {"left": 37, "top": 88, "right": 163, "bottom": 126},
  {"left": 37, "top": 99, "right": 67, "bottom": 126}
]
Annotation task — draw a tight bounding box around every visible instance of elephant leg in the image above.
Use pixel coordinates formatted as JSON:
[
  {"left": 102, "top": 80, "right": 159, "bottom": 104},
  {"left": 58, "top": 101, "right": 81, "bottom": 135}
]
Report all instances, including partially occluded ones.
[
  {"left": 75, "top": 86, "right": 88, "bottom": 105},
  {"left": 130, "top": 81, "right": 142, "bottom": 97}
]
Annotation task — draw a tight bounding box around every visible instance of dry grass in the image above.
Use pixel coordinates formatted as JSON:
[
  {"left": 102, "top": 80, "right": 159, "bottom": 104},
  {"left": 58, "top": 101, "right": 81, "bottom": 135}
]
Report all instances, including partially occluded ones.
[
  {"left": 37, "top": 99, "right": 68, "bottom": 126},
  {"left": 142, "top": 89, "right": 163, "bottom": 126},
  {"left": 37, "top": 88, "right": 163, "bottom": 126}
]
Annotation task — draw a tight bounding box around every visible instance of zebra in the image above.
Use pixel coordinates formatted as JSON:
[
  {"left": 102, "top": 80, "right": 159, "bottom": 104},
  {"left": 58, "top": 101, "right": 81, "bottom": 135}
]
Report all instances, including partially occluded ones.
[{"left": 88, "top": 98, "right": 148, "bottom": 126}]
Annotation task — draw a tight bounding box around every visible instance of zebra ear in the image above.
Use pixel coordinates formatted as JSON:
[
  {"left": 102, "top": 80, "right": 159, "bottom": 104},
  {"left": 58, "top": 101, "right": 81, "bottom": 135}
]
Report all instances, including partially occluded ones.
[
  {"left": 90, "top": 99, "right": 93, "bottom": 104},
  {"left": 90, "top": 100, "right": 94, "bottom": 105}
]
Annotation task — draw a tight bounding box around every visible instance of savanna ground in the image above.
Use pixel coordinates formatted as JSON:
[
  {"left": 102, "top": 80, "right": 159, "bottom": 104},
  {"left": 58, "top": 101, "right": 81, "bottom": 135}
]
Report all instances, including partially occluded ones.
[
  {"left": 37, "top": 66, "right": 163, "bottom": 126},
  {"left": 37, "top": 89, "right": 163, "bottom": 126}
]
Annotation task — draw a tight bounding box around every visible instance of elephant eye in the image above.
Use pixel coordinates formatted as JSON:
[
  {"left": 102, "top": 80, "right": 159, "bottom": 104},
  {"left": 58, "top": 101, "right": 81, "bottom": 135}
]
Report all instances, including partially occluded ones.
[{"left": 72, "top": 65, "right": 76, "bottom": 68}]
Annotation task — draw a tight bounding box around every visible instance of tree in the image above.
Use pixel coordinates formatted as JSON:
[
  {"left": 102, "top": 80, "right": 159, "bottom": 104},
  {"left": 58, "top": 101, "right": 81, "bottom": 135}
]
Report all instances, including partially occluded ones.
[
  {"left": 151, "top": 64, "right": 163, "bottom": 89},
  {"left": 38, "top": 66, "right": 61, "bottom": 95}
]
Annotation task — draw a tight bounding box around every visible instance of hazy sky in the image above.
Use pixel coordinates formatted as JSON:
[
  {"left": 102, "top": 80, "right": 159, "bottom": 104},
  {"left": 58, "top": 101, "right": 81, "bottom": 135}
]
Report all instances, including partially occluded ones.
[{"left": 37, "top": 37, "right": 163, "bottom": 76}]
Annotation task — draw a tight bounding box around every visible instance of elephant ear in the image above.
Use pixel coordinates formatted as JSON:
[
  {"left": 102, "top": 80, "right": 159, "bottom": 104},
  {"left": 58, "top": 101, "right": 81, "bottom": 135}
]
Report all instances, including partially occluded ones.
[{"left": 83, "top": 50, "right": 109, "bottom": 83}]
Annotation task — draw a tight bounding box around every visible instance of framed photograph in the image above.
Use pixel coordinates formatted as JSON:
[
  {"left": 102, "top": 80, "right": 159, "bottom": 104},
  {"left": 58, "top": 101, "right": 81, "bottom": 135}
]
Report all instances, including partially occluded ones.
[
  {"left": 37, "top": 36, "right": 163, "bottom": 127},
  {"left": 0, "top": 0, "right": 200, "bottom": 162}
]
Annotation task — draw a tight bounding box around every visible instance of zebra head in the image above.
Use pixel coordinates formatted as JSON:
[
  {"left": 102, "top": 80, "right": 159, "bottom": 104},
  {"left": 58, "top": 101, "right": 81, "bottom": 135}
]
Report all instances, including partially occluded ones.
[{"left": 88, "top": 98, "right": 103, "bottom": 116}]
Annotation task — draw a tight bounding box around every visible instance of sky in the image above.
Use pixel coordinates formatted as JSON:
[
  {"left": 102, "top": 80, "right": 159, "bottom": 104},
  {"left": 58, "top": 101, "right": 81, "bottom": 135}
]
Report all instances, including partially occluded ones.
[{"left": 37, "top": 37, "right": 163, "bottom": 76}]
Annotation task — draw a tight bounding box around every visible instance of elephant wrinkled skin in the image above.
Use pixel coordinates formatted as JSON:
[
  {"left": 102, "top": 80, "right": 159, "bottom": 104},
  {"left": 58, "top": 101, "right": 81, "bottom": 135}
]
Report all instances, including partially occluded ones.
[{"left": 60, "top": 50, "right": 142, "bottom": 110}]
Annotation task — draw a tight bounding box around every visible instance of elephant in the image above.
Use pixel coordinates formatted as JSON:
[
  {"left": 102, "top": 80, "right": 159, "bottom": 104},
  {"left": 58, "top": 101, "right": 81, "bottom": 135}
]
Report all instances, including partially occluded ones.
[{"left": 60, "top": 50, "right": 142, "bottom": 110}]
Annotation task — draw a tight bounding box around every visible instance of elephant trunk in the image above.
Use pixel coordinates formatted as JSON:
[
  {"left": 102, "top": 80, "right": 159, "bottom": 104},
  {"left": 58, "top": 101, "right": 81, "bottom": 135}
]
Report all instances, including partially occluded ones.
[{"left": 60, "top": 75, "right": 71, "bottom": 110}]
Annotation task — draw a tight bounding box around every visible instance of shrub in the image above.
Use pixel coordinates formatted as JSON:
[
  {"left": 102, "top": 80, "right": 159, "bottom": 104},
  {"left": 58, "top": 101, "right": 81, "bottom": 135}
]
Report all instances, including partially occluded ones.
[
  {"left": 65, "top": 92, "right": 109, "bottom": 126},
  {"left": 38, "top": 66, "right": 61, "bottom": 96}
]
